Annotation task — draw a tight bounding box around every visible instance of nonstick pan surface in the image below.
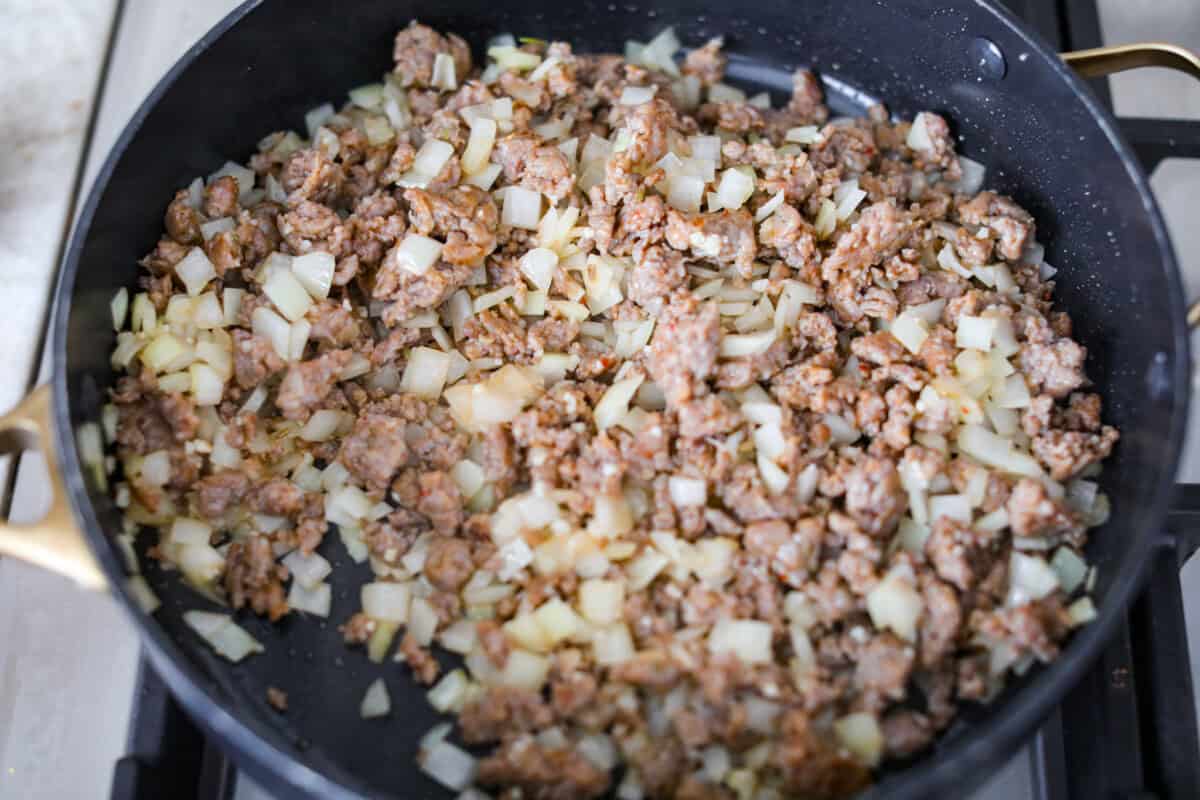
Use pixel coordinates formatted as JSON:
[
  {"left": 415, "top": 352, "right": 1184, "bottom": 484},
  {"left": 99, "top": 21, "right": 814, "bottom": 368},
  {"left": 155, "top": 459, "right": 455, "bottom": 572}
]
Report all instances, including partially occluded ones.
[{"left": 43, "top": 0, "right": 1192, "bottom": 797}]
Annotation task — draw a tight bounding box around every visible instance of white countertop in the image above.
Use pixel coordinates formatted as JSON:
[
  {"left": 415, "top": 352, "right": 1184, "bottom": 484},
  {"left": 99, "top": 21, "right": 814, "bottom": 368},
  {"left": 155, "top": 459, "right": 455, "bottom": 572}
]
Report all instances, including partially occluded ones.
[{"left": 0, "top": 1, "right": 1197, "bottom": 797}]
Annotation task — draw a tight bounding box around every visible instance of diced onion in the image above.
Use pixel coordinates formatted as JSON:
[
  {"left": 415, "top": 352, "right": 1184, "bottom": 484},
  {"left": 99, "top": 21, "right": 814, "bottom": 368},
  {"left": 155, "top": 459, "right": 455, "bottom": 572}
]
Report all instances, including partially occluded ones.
[
  {"left": 928, "top": 493, "right": 972, "bottom": 523},
  {"left": 431, "top": 52, "right": 458, "bottom": 91},
  {"left": 592, "top": 623, "right": 636, "bottom": 666},
  {"left": 867, "top": 565, "right": 924, "bottom": 641},
  {"left": 362, "top": 582, "right": 411, "bottom": 623},
  {"left": 188, "top": 363, "right": 225, "bottom": 406},
  {"left": 834, "top": 712, "right": 884, "bottom": 768},
  {"left": 716, "top": 168, "right": 756, "bottom": 211},
  {"left": 400, "top": 347, "right": 451, "bottom": 399},
  {"left": 394, "top": 233, "right": 444, "bottom": 276},
  {"left": 579, "top": 579, "right": 624, "bottom": 625},
  {"left": 427, "top": 668, "right": 470, "bottom": 713},
  {"left": 520, "top": 247, "right": 559, "bottom": 291},
  {"left": 954, "top": 156, "right": 987, "bottom": 195},
  {"left": 251, "top": 306, "right": 292, "bottom": 361},
  {"left": 501, "top": 186, "right": 543, "bottom": 230},
  {"left": 834, "top": 180, "right": 867, "bottom": 220},
  {"left": 1051, "top": 547, "right": 1088, "bottom": 594},
  {"left": 668, "top": 476, "right": 706, "bottom": 507},
  {"left": 754, "top": 190, "right": 786, "bottom": 222},
  {"left": 1008, "top": 552, "right": 1060, "bottom": 606},
  {"left": 814, "top": 198, "right": 838, "bottom": 238},
  {"left": 462, "top": 117, "right": 498, "bottom": 175},
  {"left": 594, "top": 373, "right": 644, "bottom": 430},
  {"left": 958, "top": 424, "right": 1043, "bottom": 477},
  {"left": 464, "top": 162, "right": 502, "bottom": 190},
  {"left": 1068, "top": 596, "right": 1097, "bottom": 626},
  {"left": 708, "top": 619, "right": 773, "bottom": 664},
  {"left": 666, "top": 175, "right": 704, "bottom": 213},
  {"left": 361, "top": 677, "right": 391, "bottom": 719},
  {"left": 619, "top": 85, "right": 658, "bottom": 106},
  {"left": 288, "top": 581, "right": 331, "bottom": 616},
  {"left": 906, "top": 112, "right": 934, "bottom": 151},
  {"left": 420, "top": 740, "right": 477, "bottom": 792},
  {"left": 785, "top": 125, "right": 822, "bottom": 144},
  {"left": 263, "top": 269, "right": 313, "bottom": 322},
  {"left": 291, "top": 252, "right": 335, "bottom": 299},
  {"left": 175, "top": 248, "right": 217, "bottom": 296},
  {"left": 399, "top": 139, "right": 455, "bottom": 188},
  {"left": 708, "top": 83, "right": 745, "bottom": 103},
  {"left": 720, "top": 329, "right": 776, "bottom": 358},
  {"left": 487, "top": 45, "right": 541, "bottom": 71},
  {"left": 956, "top": 315, "right": 997, "bottom": 350},
  {"left": 182, "top": 611, "right": 264, "bottom": 663}
]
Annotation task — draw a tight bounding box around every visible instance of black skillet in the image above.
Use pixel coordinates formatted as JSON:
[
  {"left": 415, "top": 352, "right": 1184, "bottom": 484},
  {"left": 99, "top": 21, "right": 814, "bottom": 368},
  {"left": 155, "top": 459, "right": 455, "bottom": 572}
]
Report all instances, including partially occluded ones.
[{"left": 1, "top": 0, "right": 1199, "bottom": 797}]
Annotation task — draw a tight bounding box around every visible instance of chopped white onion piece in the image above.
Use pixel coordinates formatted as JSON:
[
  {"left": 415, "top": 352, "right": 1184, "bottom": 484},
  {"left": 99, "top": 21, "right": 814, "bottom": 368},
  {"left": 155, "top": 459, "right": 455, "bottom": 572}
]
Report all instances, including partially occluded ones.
[
  {"left": 956, "top": 314, "right": 997, "bottom": 350},
  {"left": 394, "top": 233, "right": 444, "bottom": 276},
  {"left": 708, "top": 83, "right": 746, "bottom": 103},
  {"left": 708, "top": 618, "right": 773, "bottom": 664},
  {"left": 1068, "top": 596, "right": 1097, "bottom": 626},
  {"left": 208, "top": 161, "right": 256, "bottom": 201},
  {"left": 954, "top": 156, "right": 987, "bottom": 195},
  {"left": 290, "top": 252, "right": 335, "bottom": 300},
  {"left": 834, "top": 180, "right": 867, "bottom": 220},
  {"left": 472, "top": 285, "right": 516, "bottom": 313},
  {"left": 464, "top": 162, "right": 502, "bottom": 190},
  {"left": 400, "top": 347, "right": 451, "bottom": 399},
  {"left": 182, "top": 611, "right": 264, "bottom": 663},
  {"left": 298, "top": 408, "right": 343, "bottom": 442},
  {"left": 668, "top": 476, "right": 707, "bottom": 508},
  {"left": 720, "top": 329, "right": 776, "bottom": 358},
  {"left": 431, "top": 52, "right": 458, "bottom": 91},
  {"left": 362, "top": 582, "right": 411, "bottom": 623},
  {"left": 957, "top": 424, "right": 1043, "bottom": 476},
  {"left": 361, "top": 677, "right": 391, "bottom": 719},
  {"left": 188, "top": 363, "right": 225, "bottom": 406},
  {"left": 519, "top": 247, "right": 559, "bottom": 291},
  {"left": 282, "top": 550, "right": 332, "bottom": 589},
  {"left": 420, "top": 740, "right": 477, "bottom": 792},
  {"left": 928, "top": 493, "right": 972, "bottom": 524},
  {"left": 834, "top": 712, "right": 884, "bottom": 767},
  {"left": 175, "top": 248, "right": 217, "bottom": 296},
  {"left": 578, "top": 578, "right": 624, "bottom": 625},
  {"left": 867, "top": 565, "right": 925, "bottom": 641},
  {"left": 785, "top": 125, "right": 822, "bottom": 144},
  {"left": 1051, "top": 547, "right": 1089, "bottom": 594},
  {"left": 814, "top": 198, "right": 838, "bottom": 238},
  {"left": 754, "top": 190, "right": 786, "bottom": 222},
  {"left": 890, "top": 311, "right": 929, "bottom": 354},
  {"left": 619, "top": 85, "right": 658, "bottom": 105},
  {"left": 594, "top": 373, "right": 644, "bottom": 430},
  {"left": 1008, "top": 552, "right": 1060, "bottom": 606},
  {"left": 427, "top": 668, "right": 470, "bottom": 714},
  {"left": 264, "top": 269, "right": 313, "bottom": 322},
  {"left": 716, "top": 168, "right": 756, "bottom": 210},
  {"left": 666, "top": 175, "right": 705, "bottom": 213},
  {"left": 906, "top": 112, "right": 934, "bottom": 152},
  {"left": 288, "top": 580, "right": 331, "bottom": 616},
  {"left": 251, "top": 307, "right": 292, "bottom": 361},
  {"left": 462, "top": 117, "right": 498, "bottom": 175},
  {"left": 501, "top": 186, "right": 543, "bottom": 230},
  {"left": 487, "top": 45, "right": 541, "bottom": 71},
  {"left": 399, "top": 139, "right": 455, "bottom": 188},
  {"left": 592, "top": 623, "right": 636, "bottom": 666}
]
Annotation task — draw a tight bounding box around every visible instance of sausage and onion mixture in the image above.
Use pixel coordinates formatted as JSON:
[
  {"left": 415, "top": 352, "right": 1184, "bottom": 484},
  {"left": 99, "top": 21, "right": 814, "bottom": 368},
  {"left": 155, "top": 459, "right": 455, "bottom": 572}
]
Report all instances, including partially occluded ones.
[{"left": 89, "top": 21, "right": 1119, "bottom": 800}]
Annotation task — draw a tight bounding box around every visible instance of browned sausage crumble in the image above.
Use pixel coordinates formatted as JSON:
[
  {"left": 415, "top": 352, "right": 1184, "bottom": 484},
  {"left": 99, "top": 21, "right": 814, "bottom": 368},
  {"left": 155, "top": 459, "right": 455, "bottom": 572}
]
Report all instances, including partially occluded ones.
[{"left": 99, "top": 22, "right": 1115, "bottom": 800}]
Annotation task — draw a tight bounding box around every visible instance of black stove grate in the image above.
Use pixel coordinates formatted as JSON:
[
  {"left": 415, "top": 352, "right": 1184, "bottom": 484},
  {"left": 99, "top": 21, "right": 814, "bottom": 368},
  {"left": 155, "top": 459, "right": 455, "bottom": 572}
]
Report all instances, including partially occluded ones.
[{"left": 110, "top": 1, "right": 1200, "bottom": 799}]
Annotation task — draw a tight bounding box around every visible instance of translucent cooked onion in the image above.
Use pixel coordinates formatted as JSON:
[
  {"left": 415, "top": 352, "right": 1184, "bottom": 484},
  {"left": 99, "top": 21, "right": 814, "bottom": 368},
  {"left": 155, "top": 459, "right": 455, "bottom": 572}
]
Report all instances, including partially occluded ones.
[
  {"left": 431, "top": 52, "right": 458, "bottom": 91},
  {"left": 395, "top": 233, "right": 444, "bottom": 275},
  {"left": 708, "top": 83, "right": 745, "bottom": 103},
  {"left": 668, "top": 476, "right": 706, "bottom": 507},
  {"left": 957, "top": 424, "right": 1043, "bottom": 477},
  {"left": 619, "top": 85, "right": 658, "bottom": 106},
  {"left": 954, "top": 156, "right": 987, "bottom": 195},
  {"left": 716, "top": 168, "right": 756, "bottom": 210},
  {"left": 754, "top": 190, "right": 786, "bottom": 222},
  {"left": 592, "top": 623, "right": 636, "bottom": 666},
  {"left": 251, "top": 306, "right": 292, "bottom": 361},
  {"left": 519, "top": 247, "right": 559, "bottom": 291},
  {"left": 183, "top": 611, "right": 264, "bottom": 663},
  {"left": 1008, "top": 552, "right": 1060, "bottom": 606},
  {"left": 299, "top": 409, "right": 345, "bottom": 442},
  {"left": 594, "top": 373, "right": 644, "bottom": 430},
  {"left": 956, "top": 314, "right": 997, "bottom": 350},
  {"left": 720, "top": 329, "right": 776, "bottom": 358},
  {"left": 188, "top": 363, "right": 225, "bottom": 406},
  {"left": 462, "top": 117, "right": 498, "bottom": 175},
  {"left": 707, "top": 619, "right": 772, "bottom": 664},
  {"left": 362, "top": 581, "right": 411, "bottom": 622},
  {"left": 814, "top": 198, "right": 838, "bottom": 238},
  {"left": 501, "top": 186, "right": 543, "bottom": 229},
  {"left": 361, "top": 677, "right": 391, "bottom": 719},
  {"left": 666, "top": 175, "right": 704, "bottom": 213},
  {"left": 420, "top": 740, "right": 477, "bottom": 792},
  {"left": 834, "top": 179, "right": 867, "bottom": 220},
  {"left": 175, "top": 248, "right": 217, "bottom": 296},
  {"left": 906, "top": 112, "right": 934, "bottom": 151},
  {"left": 291, "top": 252, "right": 335, "bottom": 299},
  {"left": 288, "top": 581, "right": 332, "bottom": 616},
  {"left": 834, "top": 712, "right": 884, "bottom": 768},
  {"left": 263, "top": 269, "right": 313, "bottom": 322},
  {"left": 427, "top": 668, "right": 471, "bottom": 713},
  {"left": 399, "top": 139, "right": 455, "bottom": 188},
  {"left": 785, "top": 125, "right": 822, "bottom": 144},
  {"left": 867, "top": 565, "right": 924, "bottom": 641},
  {"left": 400, "top": 347, "right": 451, "bottom": 399},
  {"left": 579, "top": 578, "right": 624, "bottom": 625}
]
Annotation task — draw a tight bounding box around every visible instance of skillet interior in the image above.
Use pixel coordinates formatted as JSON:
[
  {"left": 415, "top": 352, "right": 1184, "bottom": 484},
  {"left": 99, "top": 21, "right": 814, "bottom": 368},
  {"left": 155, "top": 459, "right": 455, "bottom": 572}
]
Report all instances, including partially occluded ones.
[{"left": 53, "top": 0, "right": 1190, "bottom": 797}]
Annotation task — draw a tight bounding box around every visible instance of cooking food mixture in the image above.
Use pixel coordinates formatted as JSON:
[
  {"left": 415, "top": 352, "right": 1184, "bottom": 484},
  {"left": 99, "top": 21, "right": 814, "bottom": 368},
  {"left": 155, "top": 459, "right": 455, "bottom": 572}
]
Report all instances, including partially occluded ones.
[{"left": 92, "top": 20, "right": 1120, "bottom": 800}]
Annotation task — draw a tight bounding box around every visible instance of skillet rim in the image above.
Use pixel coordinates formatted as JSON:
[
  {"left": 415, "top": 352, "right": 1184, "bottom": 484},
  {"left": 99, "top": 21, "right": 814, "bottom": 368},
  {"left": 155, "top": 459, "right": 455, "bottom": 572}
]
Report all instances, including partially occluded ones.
[{"left": 48, "top": 0, "right": 1193, "bottom": 797}]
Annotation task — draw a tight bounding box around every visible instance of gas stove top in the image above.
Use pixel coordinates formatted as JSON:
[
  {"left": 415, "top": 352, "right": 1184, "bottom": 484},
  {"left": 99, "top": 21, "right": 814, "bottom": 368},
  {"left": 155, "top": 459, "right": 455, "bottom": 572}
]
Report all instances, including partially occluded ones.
[{"left": 104, "top": 1, "right": 1200, "bottom": 798}]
